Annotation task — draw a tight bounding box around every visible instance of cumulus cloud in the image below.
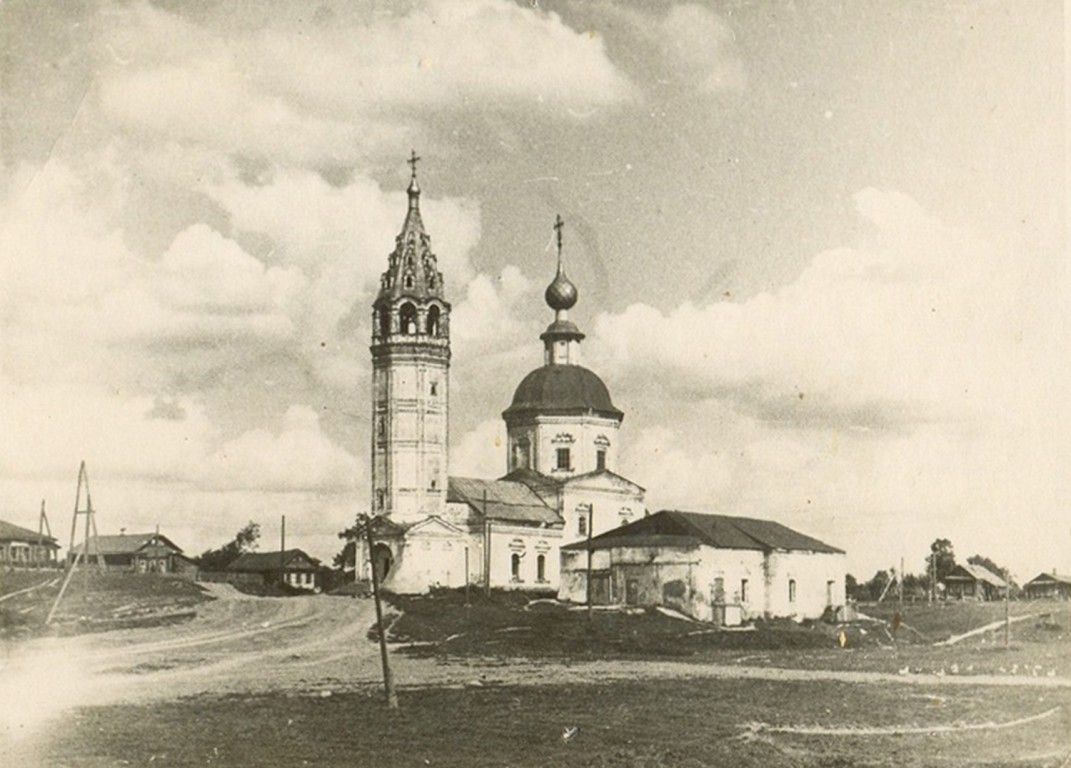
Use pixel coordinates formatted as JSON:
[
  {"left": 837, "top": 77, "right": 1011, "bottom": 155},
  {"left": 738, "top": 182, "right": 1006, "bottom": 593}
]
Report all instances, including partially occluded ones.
[
  {"left": 451, "top": 419, "right": 508, "bottom": 479},
  {"left": 449, "top": 266, "right": 533, "bottom": 357},
  {"left": 96, "top": 0, "right": 635, "bottom": 162},
  {"left": 592, "top": 188, "right": 1023, "bottom": 429}
]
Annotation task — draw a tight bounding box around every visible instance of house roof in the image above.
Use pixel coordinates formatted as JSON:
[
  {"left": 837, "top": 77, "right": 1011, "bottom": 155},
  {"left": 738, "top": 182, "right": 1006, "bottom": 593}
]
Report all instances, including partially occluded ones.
[
  {"left": 945, "top": 563, "right": 1007, "bottom": 588},
  {"left": 562, "top": 510, "right": 843, "bottom": 554},
  {"left": 1025, "top": 572, "right": 1071, "bottom": 587},
  {"left": 227, "top": 549, "right": 320, "bottom": 573},
  {"left": 70, "top": 533, "right": 182, "bottom": 556},
  {"left": 0, "top": 519, "right": 59, "bottom": 547},
  {"left": 448, "top": 476, "right": 562, "bottom": 526}
]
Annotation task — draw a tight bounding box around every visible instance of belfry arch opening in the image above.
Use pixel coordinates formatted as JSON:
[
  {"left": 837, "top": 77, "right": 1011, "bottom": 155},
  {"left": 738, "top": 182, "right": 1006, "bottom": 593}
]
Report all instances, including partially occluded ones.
[
  {"left": 399, "top": 303, "right": 418, "bottom": 335},
  {"left": 427, "top": 305, "right": 441, "bottom": 336},
  {"left": 378, "top": 307, "right": 391, "bottom": 338}
]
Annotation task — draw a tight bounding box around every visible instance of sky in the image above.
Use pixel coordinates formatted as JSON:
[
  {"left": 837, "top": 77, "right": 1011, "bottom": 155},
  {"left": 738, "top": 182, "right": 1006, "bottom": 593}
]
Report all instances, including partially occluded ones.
[{"left": 0, "top": 0, "right": 1066, "bottom": 582}]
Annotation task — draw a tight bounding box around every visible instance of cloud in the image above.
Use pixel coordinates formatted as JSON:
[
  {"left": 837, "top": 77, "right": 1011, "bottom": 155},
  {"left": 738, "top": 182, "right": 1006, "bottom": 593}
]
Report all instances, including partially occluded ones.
[
  {"left": 451, "top": 419, "right": 508, "bottom": 479},
  {"left": 203, "top": 405, "right": 357, "bottom": 492},
  {"left": 658, "top": 4, "right": 746, "bottom": 92},
  {"left": 592, "top": 188, "right": 1025, "bottom": 430},
  {"left": 95, "top": 0, "right": 635, "bottom": 163},
  {"left": 449, "top": 266, "right": 533, "bottom": 357}
]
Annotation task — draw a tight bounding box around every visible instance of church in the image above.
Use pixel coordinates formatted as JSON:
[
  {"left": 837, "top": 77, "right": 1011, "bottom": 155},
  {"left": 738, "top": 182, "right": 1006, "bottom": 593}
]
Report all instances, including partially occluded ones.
[{"left": 356, "top": 157, "right": 646, "bottom": 594}]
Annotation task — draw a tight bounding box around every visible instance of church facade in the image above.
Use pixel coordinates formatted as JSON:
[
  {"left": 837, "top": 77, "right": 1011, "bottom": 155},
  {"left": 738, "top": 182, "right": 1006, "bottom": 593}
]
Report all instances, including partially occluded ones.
[{"left": 356, "top": 160, "right": 645, "bottom": 594}]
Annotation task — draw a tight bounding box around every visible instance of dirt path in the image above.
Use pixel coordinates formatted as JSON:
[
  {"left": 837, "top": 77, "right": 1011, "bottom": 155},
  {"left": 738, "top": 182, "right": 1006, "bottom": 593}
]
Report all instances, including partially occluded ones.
[{"left": 5, "top": 590, "right": 1071, "bottom": 749}]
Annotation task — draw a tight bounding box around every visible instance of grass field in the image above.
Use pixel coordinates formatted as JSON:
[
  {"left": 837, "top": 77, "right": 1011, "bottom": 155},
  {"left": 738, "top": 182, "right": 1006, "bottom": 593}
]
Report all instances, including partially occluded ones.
[
  {"left": 0, "top": 570, "right": 210, "bottom": 638},
  {"left": 32, "top": 678, "right": 1071, "bottom": 767}
]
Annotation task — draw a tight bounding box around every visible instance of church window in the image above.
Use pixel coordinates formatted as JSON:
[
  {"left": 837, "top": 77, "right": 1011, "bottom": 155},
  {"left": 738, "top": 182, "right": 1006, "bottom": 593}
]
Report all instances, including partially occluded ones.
[
  {"left": 378, "top": 307, "right": 391, "bottom": 338},
  {"left": 377, "top": 417, "right": 386, "bottom": 440},
  {"left": 555, "top": 448, "right": 571, "bottom": 471},
  {"left": 596, "top": 449, "right": 606, "bottom": 471},
  {"left": 577, "top": 514, "right": 587, "bottom": 537},
  {"left": 430, "top": 381, "right": 438, "bottom": 396},
  {"left": 511, "top": 553, "right": 522, "bottom": 581},
  {"left": 427, "top": 305, "right": 441, "bottom": 336},
  {"left": 740, "top": 579, "right": 749, "bottom": 603},
  {"left": 788, "top": 579, "right": 797, "bottom": 603},
  {"left": 375, "top": 490, "right": 384, "bottom": 510},
  {"left": 404, "top": 274, "right": 414, "bottom": 289},
  {"left": 537, "top": 554, "right": 546, "bottom": 582},
  {"left": 512, "top": 440, "right": 530, "bottom": 471},
  {"left": 400, "top": 303, "right": 418, "bottom": 334}
]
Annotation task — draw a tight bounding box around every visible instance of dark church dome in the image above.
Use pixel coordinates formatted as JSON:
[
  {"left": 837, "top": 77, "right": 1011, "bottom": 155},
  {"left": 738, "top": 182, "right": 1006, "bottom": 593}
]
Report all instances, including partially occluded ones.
[
  {"left": 503, "top": 365, "right": 623, "bottom": 422},
  {"left": 545, "top": 269, "right": 578, "bottom": 311}
]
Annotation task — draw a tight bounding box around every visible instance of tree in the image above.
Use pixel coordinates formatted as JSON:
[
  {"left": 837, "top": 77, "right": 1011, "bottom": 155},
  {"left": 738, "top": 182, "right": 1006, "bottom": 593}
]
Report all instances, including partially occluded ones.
[
  {"left": 865, "top": 569, "right": 891, "bottom": 601},
  {"left": 198, "top": 520, "right": 260, "bottom": 571},
  {"left": 926, "top": 538, "right": 956, "bottom": 585}
]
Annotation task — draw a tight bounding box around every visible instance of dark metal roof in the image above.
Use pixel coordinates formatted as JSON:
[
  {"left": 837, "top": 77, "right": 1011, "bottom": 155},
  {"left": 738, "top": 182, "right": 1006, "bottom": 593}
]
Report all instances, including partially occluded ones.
[
  {"left": 70, "top": 533, "right": 182, "bottom": 556},
  {"left": 503, "top": 364, "right": 623, "bottom": 421},
  {"left": 0, "top": 519, "right": 58, "bottom": 547},
  {"left": 1025, "top": 572, "right": 1071, "bottom": 586},
  {"left": 448, "top": 476, "right": 562, "bottom": 526},
  {"left": 562, "top": 510, "right": 843, "bottom": 554},
  {"left": 227, "top": 549, "right": 320, "bottom": 573}
]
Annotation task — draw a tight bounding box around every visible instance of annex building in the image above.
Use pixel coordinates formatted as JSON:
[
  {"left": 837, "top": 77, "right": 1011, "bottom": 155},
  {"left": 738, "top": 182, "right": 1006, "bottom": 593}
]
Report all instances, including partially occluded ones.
[{"left": 354, "top": 158, "right": 846, "bottom": 623}]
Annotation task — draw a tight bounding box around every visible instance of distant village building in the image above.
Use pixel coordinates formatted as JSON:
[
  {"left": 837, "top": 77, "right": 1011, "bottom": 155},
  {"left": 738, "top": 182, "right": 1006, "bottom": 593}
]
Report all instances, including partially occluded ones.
[
  {"left": 355, "top": 162, "right": 644, "bottom": 594},
  {"left": 1022, "top": 572, "right": 1071, "bottom": 600},
  {"left": 0, "top": 519, "right": 59, "bottom": 568},
  {"left": 560, "top": 510, "right": 845, "bottom": 625},
  {"left": 68, "top": 532, "right": 197, "bottom": 576},
  {"left": 942, "top": 563, "right": 1007, "bottom": 601},
  {"left": 226, "top": 549, "right": 322, "bottom": 591}
]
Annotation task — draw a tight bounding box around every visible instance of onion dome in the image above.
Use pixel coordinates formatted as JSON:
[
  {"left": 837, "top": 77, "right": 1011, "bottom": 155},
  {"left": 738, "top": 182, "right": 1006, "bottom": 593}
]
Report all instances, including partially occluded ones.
[
  {"left": 503, "top": 365, "right": 623, "bottom": 421},
  {"left": 545, "top": 266, "right": 578, "bottom": 311}
]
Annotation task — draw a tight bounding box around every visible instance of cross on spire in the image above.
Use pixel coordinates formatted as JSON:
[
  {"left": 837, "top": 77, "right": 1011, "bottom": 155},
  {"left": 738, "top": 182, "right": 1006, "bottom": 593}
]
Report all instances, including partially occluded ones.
[
  {"left": 407, "top": 149, "right": 421, "bottom": 179},
  {"left": 553, "top": 214, "right": 564, "bottom": 267}
]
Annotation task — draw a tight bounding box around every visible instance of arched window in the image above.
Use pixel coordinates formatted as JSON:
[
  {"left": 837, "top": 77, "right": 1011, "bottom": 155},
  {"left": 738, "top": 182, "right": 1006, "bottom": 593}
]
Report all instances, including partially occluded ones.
[
  {"left": 378, "top": 307, "right": 391, "bottom": 338},
  {"left": 788, "top": 579, "right": 797, "bottom": 603},
  {"left": 511, "top": 553, "right": 521, "bottom": 581},
  {"left": 537, "top": 554, "right": 546, "bottom": 582},
  {"left": 427, "top": 305, "right": 441, "bottom": 336},
  {"left": 399, "top": 303, "right": 417, "bottom": 334}
]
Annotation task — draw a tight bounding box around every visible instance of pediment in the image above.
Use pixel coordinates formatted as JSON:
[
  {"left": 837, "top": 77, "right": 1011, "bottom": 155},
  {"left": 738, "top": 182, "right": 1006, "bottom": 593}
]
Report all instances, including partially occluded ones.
[{"left": 560, "top": 469, "right": 645, "bottom": 495}]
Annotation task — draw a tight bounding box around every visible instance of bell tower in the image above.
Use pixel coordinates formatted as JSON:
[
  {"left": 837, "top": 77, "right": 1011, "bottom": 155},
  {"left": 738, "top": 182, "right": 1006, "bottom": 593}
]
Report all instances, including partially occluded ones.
[{"left": 370, "top": 152, "right": 450, "bottom": 523}]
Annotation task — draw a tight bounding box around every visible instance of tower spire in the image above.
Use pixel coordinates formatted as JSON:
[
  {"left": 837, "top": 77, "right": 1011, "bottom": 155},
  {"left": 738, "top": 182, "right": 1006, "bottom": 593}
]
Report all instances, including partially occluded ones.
[
  {"left": 554, "top": 213, "right": 564, "bottom": 273},
  {"left": 406, "top": 149, "right": 421, "bottom": 206}
]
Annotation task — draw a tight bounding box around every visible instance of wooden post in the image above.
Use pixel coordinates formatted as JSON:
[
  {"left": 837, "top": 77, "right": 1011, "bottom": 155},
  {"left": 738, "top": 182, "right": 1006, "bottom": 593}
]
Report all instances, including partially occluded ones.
[
  {"left": 1004, "top": 574, "right": 1011, "bottom": 648},
  {"left": 280, "top": 515, "right": 286, "bottom": 587},
  {"left": 483, "top": 490, "right": 491, "bottom": 598},
  {"left": 586, "top": 504, "right": 594, "bottom": 621},
  {"left": 899, "top": 556, "right": 905, "bottom": 614},
  {"left": 365, "top": 515, "right": 398, "bottom": 709},
  {"left": 464, "top": 546, "right": 470, "bottom": 607}
]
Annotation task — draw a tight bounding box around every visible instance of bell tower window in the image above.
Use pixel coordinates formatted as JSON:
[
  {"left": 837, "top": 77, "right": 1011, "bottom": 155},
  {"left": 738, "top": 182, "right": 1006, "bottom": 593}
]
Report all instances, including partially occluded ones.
[
  {"left": 378, "top": 307, "right": 391, "bottom": 338},
  {"left": 596, "top": 449, "right": 606, "bottom": 471},
  {"left": 427, "top": 305, "right": 441, "bottom": 336},
  {"left": 400, "top": 303, "right": 417, "bottom": 335}
]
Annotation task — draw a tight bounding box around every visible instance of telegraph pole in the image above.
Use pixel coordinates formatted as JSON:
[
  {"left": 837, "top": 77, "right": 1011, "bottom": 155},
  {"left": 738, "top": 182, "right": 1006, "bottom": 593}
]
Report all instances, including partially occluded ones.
[
  {"left": 585, "top": 504, "right": 594, "bottom": 621},
  {"left": 362, "top": 514, "right": 398, "bottom": 709}
]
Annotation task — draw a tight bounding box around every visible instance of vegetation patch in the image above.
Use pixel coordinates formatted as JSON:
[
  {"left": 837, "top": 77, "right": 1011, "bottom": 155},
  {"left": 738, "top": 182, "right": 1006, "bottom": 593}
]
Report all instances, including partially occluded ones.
[{"left": 33, "top": 678, "right": 1071, "bottom": 767}]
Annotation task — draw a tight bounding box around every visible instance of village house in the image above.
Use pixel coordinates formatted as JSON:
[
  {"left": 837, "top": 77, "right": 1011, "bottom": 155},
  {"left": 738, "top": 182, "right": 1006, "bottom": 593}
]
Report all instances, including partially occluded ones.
[
  {"left": 559, "top": 510, "right": 846, "bottom": 625},
  {"left": 68, "top": 531, "right": 197, "bottom": 576},
  {"left": 1022, "top": 572, "right": 1071, "bottom": 600},
  {"left": 226, "top": 549, "right": 322, "bottom": 591},
  {"left": 0, "top": 519, "right": 59, "bottom": 568},
  {"left": 942, "top": 563, "right": 1007, "bottom": 601}
]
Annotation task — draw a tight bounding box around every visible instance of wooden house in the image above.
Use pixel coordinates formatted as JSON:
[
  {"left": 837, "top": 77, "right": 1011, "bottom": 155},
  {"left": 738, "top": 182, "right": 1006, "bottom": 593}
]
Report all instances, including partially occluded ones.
[
  {"left": 226, "top": 549, "right": 322, "bottom": 591},
  {"left": 943, "top": 563, "right": 1007, "bottom": 601},
  {"left": 1023, "top": 572, "right": 1071, "bottom": 600},
  {"left": 68, "top": 532, "right": 197, "bottom": 576},
  {"left": 0, "top": 519, "right": 59, "bottom": 568}
]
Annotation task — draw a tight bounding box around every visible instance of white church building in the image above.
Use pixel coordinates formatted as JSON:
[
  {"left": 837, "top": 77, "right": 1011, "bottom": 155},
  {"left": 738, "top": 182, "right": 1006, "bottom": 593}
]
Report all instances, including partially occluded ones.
[
  {"left": 353, "top": 158, "right": 845, "bottom": 623},
  {"left": 355, "top": 159, "right": 645, "bottom": 594}
]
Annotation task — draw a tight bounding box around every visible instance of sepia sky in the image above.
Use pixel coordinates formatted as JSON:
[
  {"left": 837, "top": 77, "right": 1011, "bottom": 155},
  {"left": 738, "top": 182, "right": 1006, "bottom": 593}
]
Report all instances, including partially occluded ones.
[{"left": 0, "top": 0, "right": 1065, "bottom": 580}]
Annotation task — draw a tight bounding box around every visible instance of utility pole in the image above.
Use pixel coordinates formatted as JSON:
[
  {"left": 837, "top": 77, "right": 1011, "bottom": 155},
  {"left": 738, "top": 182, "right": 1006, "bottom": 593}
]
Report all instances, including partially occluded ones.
[
  {"left": 585, "top": 504, "right": 594, "bottom": 621},
  {"left": 899, "top": 556, "right": 905, "bottom": 615},
  {"left": 362, "top": 514, "right": 398, "bottom": 709},
  {"left": 1003, "top": 571, "right": 1011, "bottom": 648},
  {"left": 464, "top": 545, "right": 470, "bottom": 607},
  {"left": 483, "top": 490, "right": 491, "bottom": 598},
  {"left": 47, "top": 462, "right": 102, "bottom": 625},
  {"left": 280, "top": 515, "right": 286, "bottom": 588}
]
